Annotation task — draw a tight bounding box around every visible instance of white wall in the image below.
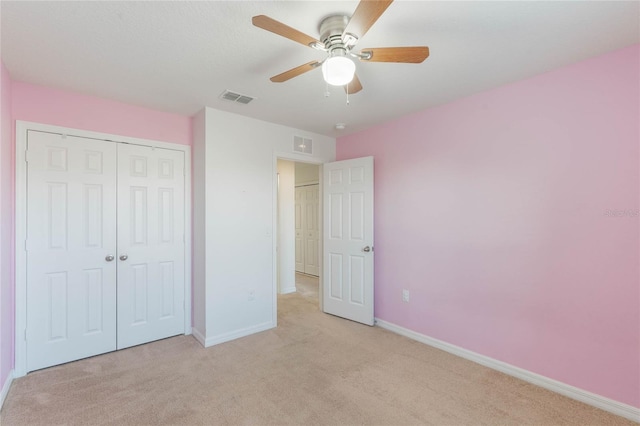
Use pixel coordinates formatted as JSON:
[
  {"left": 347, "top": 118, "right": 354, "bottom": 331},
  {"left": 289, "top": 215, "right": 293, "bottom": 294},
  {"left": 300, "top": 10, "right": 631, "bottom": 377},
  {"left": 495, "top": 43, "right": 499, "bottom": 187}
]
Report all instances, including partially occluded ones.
[
  {"left": 191, "top": 109, "right": 207, "bottom": 337},
  {"left": 295, "top": 162, "right": 319, "bottom": 185},
  {"left": 193, "top": 107, "right": 335, "bottom": 346},
  {"left": 277, "top": 160, "right": 295, "bottom": 294}
]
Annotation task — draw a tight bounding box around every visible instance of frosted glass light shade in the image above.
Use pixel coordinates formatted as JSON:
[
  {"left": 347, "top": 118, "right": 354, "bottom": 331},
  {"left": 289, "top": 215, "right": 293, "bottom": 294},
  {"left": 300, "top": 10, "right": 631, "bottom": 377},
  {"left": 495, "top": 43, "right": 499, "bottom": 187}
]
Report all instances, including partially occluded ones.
[{"left": 322, "top": 56, "right": 356, "bottom": 86}]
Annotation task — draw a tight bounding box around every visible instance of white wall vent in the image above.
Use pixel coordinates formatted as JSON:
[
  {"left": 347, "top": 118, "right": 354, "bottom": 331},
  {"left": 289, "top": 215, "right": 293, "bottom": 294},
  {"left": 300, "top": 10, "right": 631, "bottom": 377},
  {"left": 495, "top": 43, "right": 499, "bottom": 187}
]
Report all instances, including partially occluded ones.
[
  {"left": 220, "top": 90, "right": 254, "bottom": 105},
  {"left": 293, "top": 136, "right": 312, "bottom": 154}
]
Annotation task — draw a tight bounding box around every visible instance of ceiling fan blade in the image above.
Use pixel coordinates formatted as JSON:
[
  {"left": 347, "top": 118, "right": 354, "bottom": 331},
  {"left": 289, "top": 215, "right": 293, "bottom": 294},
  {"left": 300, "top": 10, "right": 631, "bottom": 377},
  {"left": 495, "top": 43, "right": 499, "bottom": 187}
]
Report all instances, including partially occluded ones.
[
  {"left": 343, "top": 0, "right": 393, "bottom": 39},
  {"left": 270, "top": 61, "right": 321, "bottom": 83},
  {"left": 345, "top": 74, "right": 363, "bottom": 94},
  {"left": 252, "top": 15, "right": 322, "bottom": 48},
  {"left": 360, "top": 47, "right": 430, "bottom": 63}
]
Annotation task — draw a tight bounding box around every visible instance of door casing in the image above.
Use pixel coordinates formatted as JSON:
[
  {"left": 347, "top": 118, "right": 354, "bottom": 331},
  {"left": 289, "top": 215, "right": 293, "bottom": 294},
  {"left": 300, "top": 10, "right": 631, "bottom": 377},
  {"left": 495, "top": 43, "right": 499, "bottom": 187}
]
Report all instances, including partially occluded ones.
[{"left": 14, "top": 120, "right": 192, "bottom": 377}]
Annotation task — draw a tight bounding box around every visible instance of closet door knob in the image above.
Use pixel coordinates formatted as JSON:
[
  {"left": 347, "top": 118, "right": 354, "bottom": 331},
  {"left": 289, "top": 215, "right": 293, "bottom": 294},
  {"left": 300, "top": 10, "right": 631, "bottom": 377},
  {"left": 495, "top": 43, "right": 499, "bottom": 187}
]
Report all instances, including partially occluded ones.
[
  {"left": 119, "top": 254, "right": 128, "bottom": 261},
  {"left": 105, "top": 255, "right": 115, "bottom": 262}
]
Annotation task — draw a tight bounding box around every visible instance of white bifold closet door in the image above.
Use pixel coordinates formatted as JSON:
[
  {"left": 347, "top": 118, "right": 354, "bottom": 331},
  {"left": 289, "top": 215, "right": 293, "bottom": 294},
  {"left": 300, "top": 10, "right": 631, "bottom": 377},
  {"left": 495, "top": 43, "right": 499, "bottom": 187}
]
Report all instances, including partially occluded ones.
[
  {"left": 116, "top": 143, "right": 185, "bottom": 349},
  {"left": 26, "top": 132, "right": 118, "bottom": 371},
  {"left": 303, "top": 185, "right": 320, "bottom": 276},
  {"left": 295, "top": 188, "right": 304, "bottom": 273},
  {"left": 26, "top": 131, "right": 185, "bottom": 372},
  {"left": 294, "top": 185, "right": 320, "bottom": 276}
]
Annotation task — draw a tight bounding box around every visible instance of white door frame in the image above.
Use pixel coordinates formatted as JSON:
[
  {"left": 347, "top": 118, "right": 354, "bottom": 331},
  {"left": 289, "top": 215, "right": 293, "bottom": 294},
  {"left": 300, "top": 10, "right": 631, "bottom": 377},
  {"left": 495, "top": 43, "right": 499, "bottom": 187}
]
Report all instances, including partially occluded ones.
[
  {"left": 14, "top": 120, "right": 192, "bottom": 377},
  {"left": 272, "top": 153, "right": 324, "bottom": 327}
]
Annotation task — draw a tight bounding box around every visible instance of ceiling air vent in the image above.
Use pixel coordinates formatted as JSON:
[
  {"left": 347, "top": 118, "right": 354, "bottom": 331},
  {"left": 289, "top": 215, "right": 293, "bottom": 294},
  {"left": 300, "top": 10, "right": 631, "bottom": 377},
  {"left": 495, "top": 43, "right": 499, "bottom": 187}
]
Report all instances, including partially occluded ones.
[
  {"left": 220, "top": 90, "right": 254, "bottom": 105},
  {"left": 293, "top": 136, "right": 312, "bottom": 154}
]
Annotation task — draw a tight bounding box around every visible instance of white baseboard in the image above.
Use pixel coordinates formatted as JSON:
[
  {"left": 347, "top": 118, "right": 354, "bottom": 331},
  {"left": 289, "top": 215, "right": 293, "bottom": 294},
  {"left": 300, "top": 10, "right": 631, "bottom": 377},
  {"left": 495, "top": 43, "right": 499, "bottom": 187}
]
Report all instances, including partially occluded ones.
[
  {"left": 279, "top": 287, "right": 297, "bottom": 295},
  {"left": 204, "top": 321, "right": 274, "bottom": 347},
  {"left": 375, "top": 318, "right": 640, "bottom": 423},
  {"left": 191, "top": 327, "right": 206, "bottom": 347},
  {"left": 0, "top": 369, "right": 14, "bottom": 411},
  {"left": 191, "top": 321, "right": 275, "bottom": 348}
]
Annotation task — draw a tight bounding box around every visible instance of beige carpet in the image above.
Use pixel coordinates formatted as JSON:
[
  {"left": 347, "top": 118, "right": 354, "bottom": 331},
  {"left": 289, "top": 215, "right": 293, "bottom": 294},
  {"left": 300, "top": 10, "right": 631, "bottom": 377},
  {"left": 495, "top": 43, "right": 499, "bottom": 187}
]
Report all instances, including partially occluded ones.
[
  {"left": 295, "top": 272, "right": 319, "bottom": 302},
  {"left": 0, "top": 287, "right": 634, "bottom": 425}
]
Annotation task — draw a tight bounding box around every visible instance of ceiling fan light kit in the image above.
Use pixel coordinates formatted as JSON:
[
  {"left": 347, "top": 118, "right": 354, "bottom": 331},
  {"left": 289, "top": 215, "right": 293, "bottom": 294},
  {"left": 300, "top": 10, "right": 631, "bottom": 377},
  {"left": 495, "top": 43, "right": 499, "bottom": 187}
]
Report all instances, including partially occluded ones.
[
  {"left": 252, "top": 0, "right": 429, "bottom": 96},
  {"left": 322, "top": 54, "right": 356, "bottom": 86}
]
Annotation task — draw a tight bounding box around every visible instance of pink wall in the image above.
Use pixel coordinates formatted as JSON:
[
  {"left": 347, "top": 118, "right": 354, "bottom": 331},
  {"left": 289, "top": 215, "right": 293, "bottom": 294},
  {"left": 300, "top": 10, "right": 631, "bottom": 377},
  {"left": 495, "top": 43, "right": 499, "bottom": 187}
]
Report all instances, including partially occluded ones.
[
  {"left": 0, "top": 77, "right": 192, "bottom": 389},
  {"left": 1, "top": 63, "right": 14, "bottom": 389},
  {"left": 337, "top": 45, "right": 640, "bottom": 407},
  {"left": 12, "top": 82, "right": 192, "bottom": 146}
]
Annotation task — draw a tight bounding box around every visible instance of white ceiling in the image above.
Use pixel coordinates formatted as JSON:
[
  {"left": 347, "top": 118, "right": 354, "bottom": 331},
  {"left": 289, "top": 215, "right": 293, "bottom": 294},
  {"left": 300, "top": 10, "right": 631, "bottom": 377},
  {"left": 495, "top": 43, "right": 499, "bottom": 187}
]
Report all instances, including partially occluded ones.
[{"left": 2, "top": 1, "right": 638, "bottom": 137}]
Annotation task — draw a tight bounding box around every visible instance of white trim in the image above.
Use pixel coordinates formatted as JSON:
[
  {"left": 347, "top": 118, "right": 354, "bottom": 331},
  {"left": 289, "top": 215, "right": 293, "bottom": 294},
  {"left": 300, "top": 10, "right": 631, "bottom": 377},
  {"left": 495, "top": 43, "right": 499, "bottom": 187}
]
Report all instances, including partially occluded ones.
[
  {"left": 14, "top": 120, "right": 192, "bottom": 377},
  {"left": 17, "top": 121, "right": 188, "bottom": 151},
  {"left": 295, "top": 180, "right": 319, "bottom": 187},
  {"left": 14, "top": 121, "right": 28, "bottom": 377},
  {"left": 182, "top": 145, "right": 193, "bottom": 338},
  {"left": 317, "top": 166, "right": 324, "bottom": 313},
  {"left": 375, "top": 318, "right": 640, "bottom": 423},
  {"left": 191, "top": 327, "right": 206, "bottom": 347},
  {"left": 0, "top": 369, "right": 14, "bottom": 410},
  {"left": 279, "top": 286, "right": 297, "bottom": 295},
  {"left": 201, "top": 321, "right": 274, "bottom": 347},
  {"left": 271, "top": 156, "right": 279, "bottom": 329}
]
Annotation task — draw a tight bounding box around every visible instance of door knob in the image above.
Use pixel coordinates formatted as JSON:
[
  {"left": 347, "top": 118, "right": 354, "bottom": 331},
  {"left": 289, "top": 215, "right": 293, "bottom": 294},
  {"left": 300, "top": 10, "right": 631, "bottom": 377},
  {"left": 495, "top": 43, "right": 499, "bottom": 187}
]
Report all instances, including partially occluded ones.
[
  {"left": 105, "top": 255, "right": 114, "bottom": 262},
  {"left": 362, "top": 246, "right": 371, "bottom": 252},
  {"left": 119, "top": 254, "right": 128, "bottom": 261}
]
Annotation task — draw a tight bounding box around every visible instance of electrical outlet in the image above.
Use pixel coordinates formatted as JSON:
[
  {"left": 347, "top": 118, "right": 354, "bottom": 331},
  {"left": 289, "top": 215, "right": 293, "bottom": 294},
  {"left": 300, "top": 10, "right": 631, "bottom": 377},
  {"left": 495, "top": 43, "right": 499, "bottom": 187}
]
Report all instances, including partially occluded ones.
[
  {"left": 402, "top": 289, "right": 410, "bottom": 303},
  {"left": 248, "top": 289, "right": 255, "bottom": 301}
]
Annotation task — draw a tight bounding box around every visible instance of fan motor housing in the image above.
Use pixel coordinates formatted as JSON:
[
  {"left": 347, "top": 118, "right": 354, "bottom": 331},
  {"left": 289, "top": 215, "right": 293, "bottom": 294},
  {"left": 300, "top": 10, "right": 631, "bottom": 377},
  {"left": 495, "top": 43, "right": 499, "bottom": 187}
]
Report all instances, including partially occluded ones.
[{"left": 319, "top": 15, "right": 351, "bottom": 49}]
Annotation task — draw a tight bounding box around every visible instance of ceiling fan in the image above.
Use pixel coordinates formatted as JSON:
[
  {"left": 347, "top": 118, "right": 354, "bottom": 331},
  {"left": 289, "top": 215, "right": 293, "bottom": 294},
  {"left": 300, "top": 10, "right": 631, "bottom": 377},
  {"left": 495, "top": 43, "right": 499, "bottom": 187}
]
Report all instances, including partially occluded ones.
[{"left": 252, "top": 0, "right": 429, "bottom": 94}]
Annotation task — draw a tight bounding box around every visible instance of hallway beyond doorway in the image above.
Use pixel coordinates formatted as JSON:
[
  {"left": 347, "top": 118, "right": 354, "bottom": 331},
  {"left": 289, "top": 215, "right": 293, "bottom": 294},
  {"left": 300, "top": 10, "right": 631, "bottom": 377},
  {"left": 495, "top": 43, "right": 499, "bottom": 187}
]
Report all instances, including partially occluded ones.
[{"left": 295, "top": 273, "right": 318, "bottom": 302}]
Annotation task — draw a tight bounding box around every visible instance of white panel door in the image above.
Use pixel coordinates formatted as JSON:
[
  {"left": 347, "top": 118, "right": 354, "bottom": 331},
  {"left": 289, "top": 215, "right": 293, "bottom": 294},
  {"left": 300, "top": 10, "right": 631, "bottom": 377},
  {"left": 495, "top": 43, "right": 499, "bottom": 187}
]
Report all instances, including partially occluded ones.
[
  {"left": 323, "top": 157, "right": 374, "bottom": 325},
  {"left": 117, "top": 144, "right": 185, "bottom": 349},
  {"left": 26, "top": 131, "right": 117, "bottom": 372},
  {"left": 304, "top": 185, "right": 320, "bottom": 276},
  {"left": 294, "top": 187, "right": 304, "bottom": 273}
]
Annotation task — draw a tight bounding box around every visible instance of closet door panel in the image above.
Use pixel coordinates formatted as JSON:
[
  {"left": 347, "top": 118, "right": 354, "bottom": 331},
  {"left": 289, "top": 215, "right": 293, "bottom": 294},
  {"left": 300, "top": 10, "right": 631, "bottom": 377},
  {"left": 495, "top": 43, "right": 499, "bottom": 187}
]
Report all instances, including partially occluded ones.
[
  {"left": 295, "top": 187, "right": 305, "bottom": 273},
  {"left": 117, "top": 144, "right": 185, "bottom": 349},
  {"left": 26, "top": 132, "right": 117, "bottom": 372},
  {"left": 303, "top": 185, "right": 320, "bottom": 276}
]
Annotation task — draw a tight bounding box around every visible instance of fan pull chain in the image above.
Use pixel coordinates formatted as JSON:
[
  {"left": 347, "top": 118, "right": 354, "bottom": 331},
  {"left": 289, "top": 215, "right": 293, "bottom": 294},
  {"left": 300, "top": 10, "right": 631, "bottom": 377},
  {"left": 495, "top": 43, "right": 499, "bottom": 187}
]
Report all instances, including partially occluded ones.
[
  {"left": 346, "top": 84, "right": 350, "bottom": 106},
  {"left": 324, "top": 81, "right": 330, "bottom": 98}
]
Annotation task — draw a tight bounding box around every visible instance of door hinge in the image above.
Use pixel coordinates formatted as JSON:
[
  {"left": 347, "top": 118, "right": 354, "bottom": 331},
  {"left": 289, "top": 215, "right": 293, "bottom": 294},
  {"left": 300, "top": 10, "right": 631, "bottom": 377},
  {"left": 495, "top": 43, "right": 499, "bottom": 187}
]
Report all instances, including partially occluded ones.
[
  {"left": 25, "top": 239, "right": 29, "bottom": 251},
  {"left": 24, "top": 328, "right": 28, "bottom": 341},
  {"left": 25, "top": 150, "right": 31, "bottom": 163}
]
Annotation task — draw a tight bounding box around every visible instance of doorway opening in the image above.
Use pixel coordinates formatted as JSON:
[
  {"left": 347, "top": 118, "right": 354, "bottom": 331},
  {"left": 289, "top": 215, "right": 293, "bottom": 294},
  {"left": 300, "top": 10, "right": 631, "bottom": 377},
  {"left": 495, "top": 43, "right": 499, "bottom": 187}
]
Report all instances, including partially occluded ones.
[{"left": 276, "top": 160, "right": 321, "bottom": 308}]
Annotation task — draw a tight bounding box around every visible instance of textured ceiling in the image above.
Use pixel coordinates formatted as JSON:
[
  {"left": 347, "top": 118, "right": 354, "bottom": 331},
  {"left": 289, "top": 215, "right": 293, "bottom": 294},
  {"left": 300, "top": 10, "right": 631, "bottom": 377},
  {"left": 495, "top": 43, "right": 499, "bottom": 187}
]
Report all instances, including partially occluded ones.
[{"left": 1, "top": 1, "right": 638, "bottom": 137}]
